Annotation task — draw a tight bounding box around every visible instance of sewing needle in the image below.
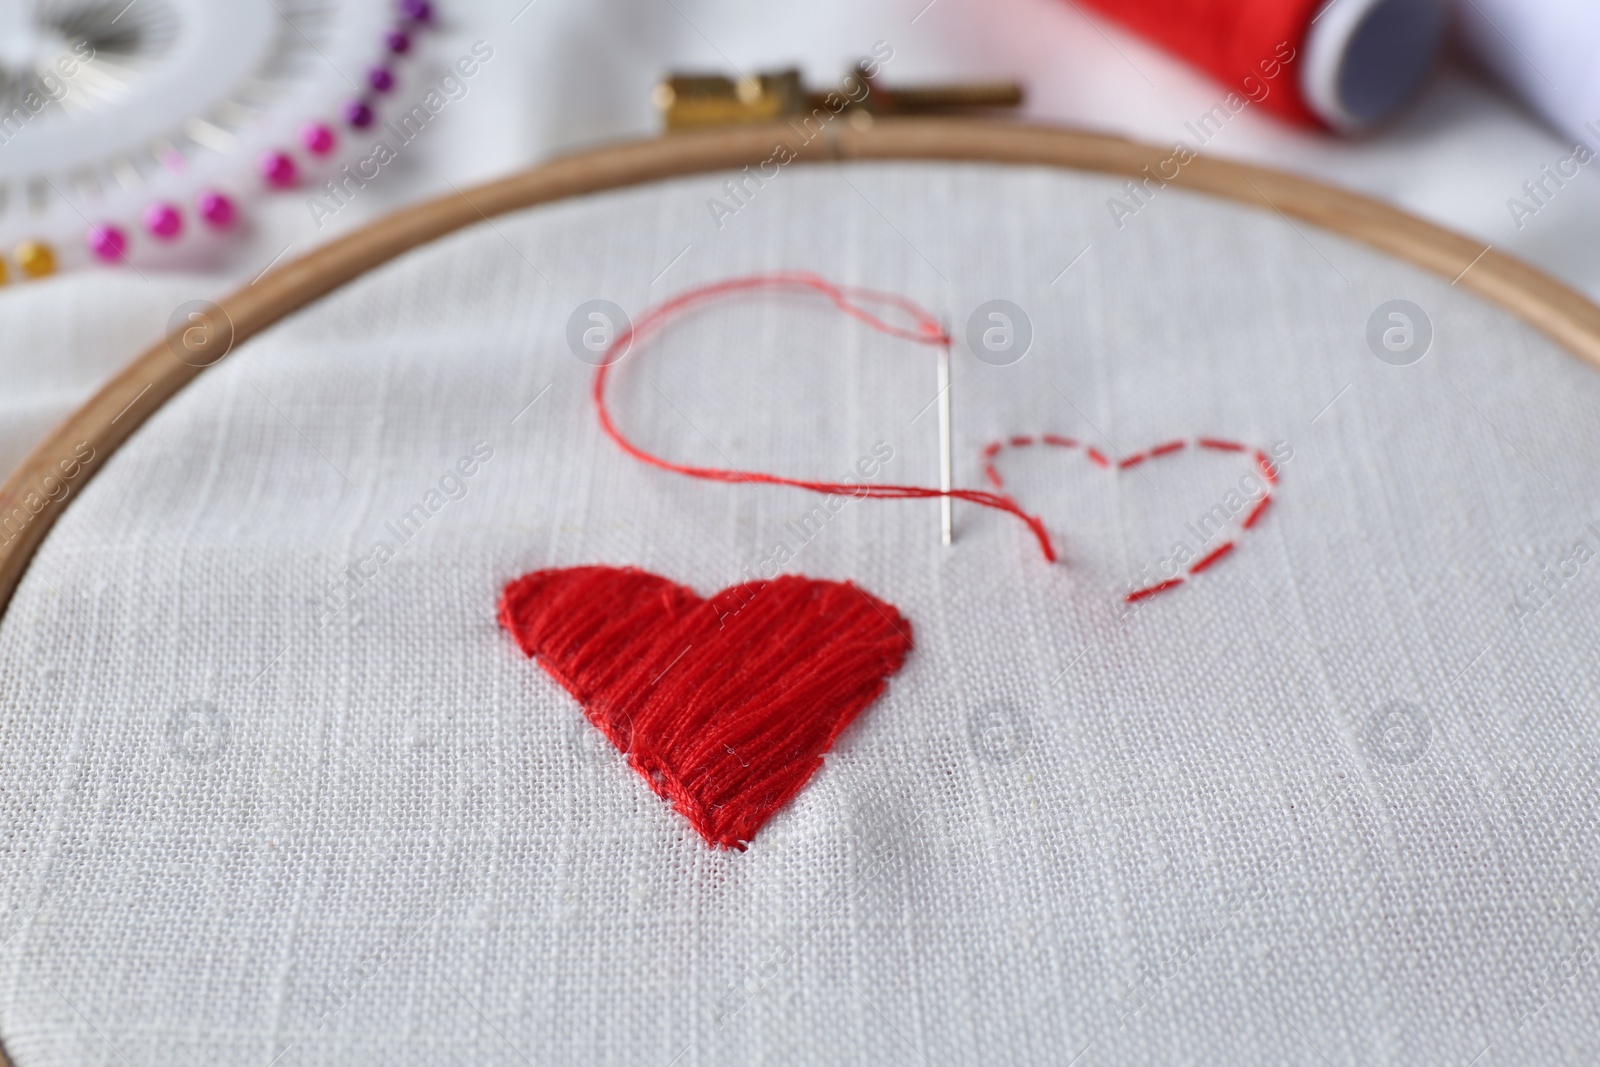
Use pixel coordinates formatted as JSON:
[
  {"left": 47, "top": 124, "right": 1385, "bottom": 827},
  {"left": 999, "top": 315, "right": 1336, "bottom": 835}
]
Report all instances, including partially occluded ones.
[{"left": 938, "top": 334, "right": 953, "bottom": 546}]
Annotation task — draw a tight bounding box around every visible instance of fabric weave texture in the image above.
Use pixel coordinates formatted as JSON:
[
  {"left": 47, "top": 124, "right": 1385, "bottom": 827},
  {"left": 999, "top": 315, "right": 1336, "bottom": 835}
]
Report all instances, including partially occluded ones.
[{"left": 1, "top": 163, "right": 1598, "bottom": 1065}]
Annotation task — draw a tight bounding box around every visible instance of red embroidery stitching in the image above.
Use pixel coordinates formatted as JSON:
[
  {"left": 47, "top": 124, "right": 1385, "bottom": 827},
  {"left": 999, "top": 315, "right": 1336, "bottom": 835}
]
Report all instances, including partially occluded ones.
[
  {"left": 981, "top": 434, "right": 1278, "bottom": 603},
  {"left": 1187, "top": 540, "right": 1236, "bottom": 574},
  {"left": 1243, "top": 495, "right": 1272, "bottom": 529},
  {"left": 1126, "top": 577, "right": 1185, "bottom": 602},
  {"left": 498, "top": 566, "right": 913, "bottom": 850},
  {"left": 583, "top": 272, "right": 1281, "bottom": 603}
]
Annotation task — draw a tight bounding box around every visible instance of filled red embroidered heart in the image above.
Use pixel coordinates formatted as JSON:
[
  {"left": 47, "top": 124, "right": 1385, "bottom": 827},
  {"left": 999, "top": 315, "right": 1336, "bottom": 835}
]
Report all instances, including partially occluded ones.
[
  {"left": 498, "top": 565, "right": 913, "bottom": 849},
  {"left": 980, "top": 434, "right": 1280, "bottom": 602}
]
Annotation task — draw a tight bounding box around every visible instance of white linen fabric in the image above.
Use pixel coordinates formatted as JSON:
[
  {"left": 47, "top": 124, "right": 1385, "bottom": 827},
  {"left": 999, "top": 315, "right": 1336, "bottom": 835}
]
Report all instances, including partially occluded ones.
[
  {"left": 1, "top": 162, "right": 1599, "bottom": 1066},
  {"left": 0, "top": 275, "right": 205, "bottom": 483}
]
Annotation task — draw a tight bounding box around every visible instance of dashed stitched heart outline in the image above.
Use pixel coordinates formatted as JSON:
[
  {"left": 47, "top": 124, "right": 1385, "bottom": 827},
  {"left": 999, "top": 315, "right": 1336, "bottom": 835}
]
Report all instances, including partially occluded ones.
[{"left": 979, "top": 433, "right": 1280, "bottom": 602}]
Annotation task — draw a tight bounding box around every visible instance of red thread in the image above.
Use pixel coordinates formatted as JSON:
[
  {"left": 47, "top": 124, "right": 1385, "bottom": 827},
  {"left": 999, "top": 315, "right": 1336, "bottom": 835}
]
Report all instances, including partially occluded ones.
[
  {"left": 982, "top": 433, "right": 1279, "bottom": 604},
  {"left": 1243, "top": 494, "right": 1272, "bottom": 529},
  {"left": 1126, "top": 577, "right": 1185, "bottom": 602},
  {"left": 1256, "top": 450, "right": 1278, "bottom": 485},
  {"left": 1068, "top": 0, "right": 1319, "bottom": 126},
  {"left": 593, "top": 272, "right": 1057, "bottom": 562},
  {"left": 1187, "top": 540, "right": 1235, "bottom": 575},
  {"left": 1009, "top": 435, "right": 1035, "bottom": 447},
  {"left": 1198, "top": 437, "right": 1247, "bottom": 453},
  {"left": 499, "top": 566, "right": 912, "bottom": 850}
]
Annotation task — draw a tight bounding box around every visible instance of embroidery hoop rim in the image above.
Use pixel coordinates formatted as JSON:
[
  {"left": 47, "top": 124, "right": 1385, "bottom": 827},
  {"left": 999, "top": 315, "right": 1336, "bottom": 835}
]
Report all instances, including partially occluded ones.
[
  {"left": 2, "top": 117, "right": 1597, "bottom": 622},
  {"left": 0, "top": 116, "right": 1599, "bottom": 1067}
]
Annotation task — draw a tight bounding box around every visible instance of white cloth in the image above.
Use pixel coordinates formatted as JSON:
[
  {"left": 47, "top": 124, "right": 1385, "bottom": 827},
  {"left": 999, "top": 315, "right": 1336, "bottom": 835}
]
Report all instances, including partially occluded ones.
[
  {"left": 0, "top": 275, "right": 203, "bottom": 481},
  {"left": 2, "top": 162, "right": 1598, "bottom": 1065}
]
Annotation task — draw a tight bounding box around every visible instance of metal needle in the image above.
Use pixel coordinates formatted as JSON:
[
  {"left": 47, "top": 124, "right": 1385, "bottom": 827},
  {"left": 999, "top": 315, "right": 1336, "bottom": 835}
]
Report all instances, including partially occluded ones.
[{"left": 937, "top": 338, "right": 953, "bottom": 546}]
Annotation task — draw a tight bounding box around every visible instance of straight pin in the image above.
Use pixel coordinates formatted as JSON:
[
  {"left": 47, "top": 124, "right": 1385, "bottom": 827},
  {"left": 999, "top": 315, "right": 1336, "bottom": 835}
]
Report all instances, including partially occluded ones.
[{"left": 937, "top": 337, "right": 953, "bottom": 546}]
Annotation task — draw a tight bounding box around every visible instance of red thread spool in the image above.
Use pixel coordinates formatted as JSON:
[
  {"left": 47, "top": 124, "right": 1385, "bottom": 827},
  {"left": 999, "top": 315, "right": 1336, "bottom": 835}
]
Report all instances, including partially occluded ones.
[{"left": 1070, "top": 0, "right": 1445, "bottom": 130}]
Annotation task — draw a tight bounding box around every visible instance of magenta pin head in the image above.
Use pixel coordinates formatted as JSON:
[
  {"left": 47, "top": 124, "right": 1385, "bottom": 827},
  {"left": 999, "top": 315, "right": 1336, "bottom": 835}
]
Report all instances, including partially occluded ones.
[
  {"left": 343, "top": 98, "right": 374, "bottom": 128},
  {"left": 144, "top": 202, "right": 183, "bottom": 240},
  {"left": 400, "top": 0, "right": 432, "bottom": 23},
  {"left": 385, "top": 29, "right": 410, "bottom": 54},
  {"left": 299, "top": 121, "right": 336, "bottom": 155},
  {"left": 87, "top": 223, "right": 128, "bottom": 262},
  {"left": 368, "top": 66, "right": 395, "bottom": 93},
  {"left": 197, "top": 189, "right": 236, "bottom": 228},
  {"left": 260, "top": 150, "right": 297, "bottom": 187}
]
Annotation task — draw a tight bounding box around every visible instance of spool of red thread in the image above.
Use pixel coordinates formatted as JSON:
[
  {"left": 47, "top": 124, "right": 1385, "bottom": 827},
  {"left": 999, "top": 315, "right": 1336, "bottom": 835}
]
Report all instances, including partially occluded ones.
[{"left": 1071, "top": 0, "right": 1445, "bottom": 131}]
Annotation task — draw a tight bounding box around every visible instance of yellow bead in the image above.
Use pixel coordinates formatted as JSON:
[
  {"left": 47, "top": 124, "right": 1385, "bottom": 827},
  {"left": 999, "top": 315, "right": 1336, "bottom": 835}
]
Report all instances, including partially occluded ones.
[{"left": 16, "top": 241, "right": 56, "bottom": 278}]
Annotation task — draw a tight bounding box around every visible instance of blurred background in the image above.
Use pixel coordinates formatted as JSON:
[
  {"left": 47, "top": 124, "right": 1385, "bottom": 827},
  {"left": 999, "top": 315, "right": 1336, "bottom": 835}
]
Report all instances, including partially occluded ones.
[{"left": 3, "top": 0, "right": 1600, "bottom": 468}]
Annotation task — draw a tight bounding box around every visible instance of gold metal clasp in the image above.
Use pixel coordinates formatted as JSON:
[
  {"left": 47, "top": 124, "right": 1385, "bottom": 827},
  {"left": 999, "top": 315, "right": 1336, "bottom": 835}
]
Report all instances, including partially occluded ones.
[{"left": 655, "top": 62, "right": 1023, "bottom": 133}]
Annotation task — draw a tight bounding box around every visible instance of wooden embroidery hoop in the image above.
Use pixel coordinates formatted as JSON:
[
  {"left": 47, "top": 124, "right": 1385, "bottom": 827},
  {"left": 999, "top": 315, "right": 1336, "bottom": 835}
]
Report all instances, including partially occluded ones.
[
  {"left": 6, "top": 117, "right": 1600, "bottom": 608},
  {"left": 0, "top": 118, "right": 1599, "bottom": 1063}
]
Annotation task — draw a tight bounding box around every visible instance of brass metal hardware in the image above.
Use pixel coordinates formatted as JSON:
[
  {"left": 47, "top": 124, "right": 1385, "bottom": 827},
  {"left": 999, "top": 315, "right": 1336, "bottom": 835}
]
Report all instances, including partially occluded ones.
[{"left": 656, "top": 63, "right": 1023, "bottom": 132}]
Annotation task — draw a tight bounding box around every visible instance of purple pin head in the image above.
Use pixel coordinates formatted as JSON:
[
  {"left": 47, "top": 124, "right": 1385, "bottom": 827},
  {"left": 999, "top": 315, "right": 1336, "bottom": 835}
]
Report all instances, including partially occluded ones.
[{"left": 343, "top": 99, "right": 374, "bottom": 128}]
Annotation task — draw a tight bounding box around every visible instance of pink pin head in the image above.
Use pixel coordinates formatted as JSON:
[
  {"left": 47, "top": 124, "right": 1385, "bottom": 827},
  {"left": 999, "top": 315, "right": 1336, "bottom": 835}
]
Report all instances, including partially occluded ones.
[
  {"left": 87, "top": 223, "right": 128, "bottom": 262},
  {"left": 144, "top": 202, "right": 182, "bottom": 240},
  {"left": 260, "top": 150, "right": 297, "bottom": 188},
  {"left": 299, "top": 122, "right": 336, "bottom": 155},
  {"left": 197, "top": 190, "right": 237, "bottom": 228}
]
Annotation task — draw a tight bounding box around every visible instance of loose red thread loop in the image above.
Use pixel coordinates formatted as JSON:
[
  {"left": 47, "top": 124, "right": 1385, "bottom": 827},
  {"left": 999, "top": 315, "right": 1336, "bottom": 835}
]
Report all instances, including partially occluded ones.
[
  {"left": 592, "top": 271, "right": 1057, "bottom": 561},
  {"left": 982, "top": 432, "right": 1279, "bottom": 603}
]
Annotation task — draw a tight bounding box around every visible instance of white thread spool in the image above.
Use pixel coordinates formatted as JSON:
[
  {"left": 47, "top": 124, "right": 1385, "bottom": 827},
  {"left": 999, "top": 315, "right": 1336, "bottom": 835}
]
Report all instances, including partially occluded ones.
[{"left": 1456, "top": 0, "right": 1600, "bottom": 147}]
